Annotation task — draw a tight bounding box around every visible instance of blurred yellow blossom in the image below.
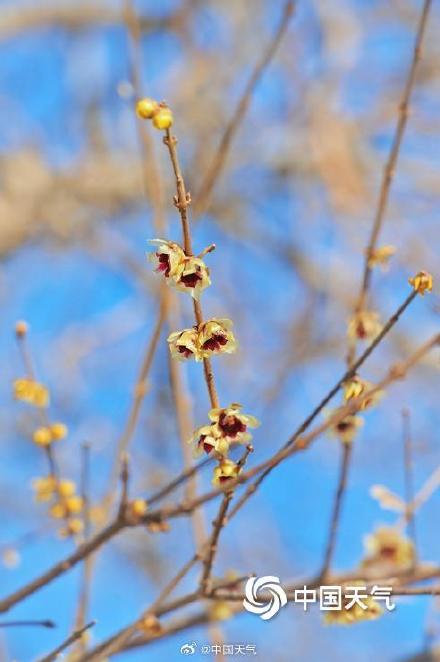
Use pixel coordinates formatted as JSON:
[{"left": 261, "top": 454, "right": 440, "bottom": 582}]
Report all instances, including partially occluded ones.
[
  {"left": 343, "top": 376, "right": 383, "bottom": 411},
  {"left": 367, "top": 245, "right": 396, "bottom": 270},
  {"left": 32, "top": 476, "right": 57, "bottom": 502},
  {"left": 324, "top": 591, "right": 383, "bottom": 625},
  {"left": 32, "top": 426, "right": 53, "bottom": 447},
  {"left": 209, "top": 601, "right": 234, "bottom": 621},
  {"left": 327, "top": 410, "right": 364, "bottom": 444},
  {"left": 408, "top": 270, "right": 433, "bottom": 296},
  {"left": 49, "top": 422, "right": 68, "bottom": 440},
  {"left": 13, "top": 378, "right": 49, "bottom": 408},
  {"left": 362, "top": 526, "right": 415, "bottom": 571},
  {"left": 347, "top": 310, "right": 381, "bottom": 342}
]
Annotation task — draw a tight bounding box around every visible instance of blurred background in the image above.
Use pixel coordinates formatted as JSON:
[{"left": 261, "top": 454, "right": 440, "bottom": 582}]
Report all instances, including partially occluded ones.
[{"left": 0, "top": 0, "right": 439, "bottom": 660}]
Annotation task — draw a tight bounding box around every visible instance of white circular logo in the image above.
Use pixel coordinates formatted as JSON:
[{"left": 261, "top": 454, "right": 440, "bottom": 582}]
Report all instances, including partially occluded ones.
[
  {"left": 180, "top": 642, "right": 197, "bottom": 655},
  {"left": 243, "top": 576, "right": 287, "bottom": 620}
]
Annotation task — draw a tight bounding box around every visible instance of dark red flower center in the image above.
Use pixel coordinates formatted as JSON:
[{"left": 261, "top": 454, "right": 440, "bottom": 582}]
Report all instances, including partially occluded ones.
[
  {"left": 379, "top": 545, "right": 397, "bottom": 559},
  {"left": 336, "top": 420, "right": 352, "bottom": 433},
  {"left": 356, "top": 322, "right": 367, "bottom": 339},
  {"left": 202, "top": 334, "right": 228, "bottom": 352},
  {"left": 219, "top": 413, "right": 246, "bottom": 438},
  {"left": 157, "top": 253, "right": 171, "bottom": 277},
  {"left": 198, "top": 435, "right": 214, "bottom": 455},
  {"left": 219, "top": 475, "right": 233, "bottom": 483},
  {"left": 177, "top": 345, "right": 193, "bottom": 358},
  {"left": 180, "top": 271, "right": 202, "bottom": 288}
]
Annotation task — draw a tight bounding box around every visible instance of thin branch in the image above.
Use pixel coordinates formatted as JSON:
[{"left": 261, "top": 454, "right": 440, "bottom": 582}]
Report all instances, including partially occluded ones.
[
  {"left": 199, "top": 445, "right": 253, "bottom": 595},
  {"left": 82, "top": 556, "right": 198, "bottom": 661},
  {"left": 0, "top": 620, "right": 55, "bottom": 629},
  {"left": 74, "top": 443, "right": 93, "bottom": 648},
  {"left": 402, "top": 408, "right": 418, "bottom": 560},
  {"left": 0, "top": 333, "right": 436, "bottom": 615},
  {"left": 193, "top": 0, "right": 295, "bottom": 217},
  {"left": 229, "top": 289, "right": 418, "bottom": 518},
  {"left": 162, "top": 128, "right": 219, "bottom": 408},
  {"left": 37, "top": 621, "right": 96, "bottom": 662},
  {"left": 355, "top": 0, "right": 433, "bottom": 315},
  {"left": 319, "top": 442, "right": 353, "bottom": 581}
]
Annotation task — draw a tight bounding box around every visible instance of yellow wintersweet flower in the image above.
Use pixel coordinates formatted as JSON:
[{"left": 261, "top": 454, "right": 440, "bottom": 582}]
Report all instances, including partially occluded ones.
[
  {"left": 13, "top": 378, "right": 49, "bottom": 408},
  {"left": 49, "top": 422, "right": 67, "bottom": 441},
  {"left": 137, "top": 614, "right": 162, "bottom": 635},
  {"left": 58, "top": 480, "right": 76, "bottom": 498},
  {"left": 65, "top": 495, "right": 83, "bottom": 514},
  {"left": 32, "top": 426, "right": 53, "bottom": 447},
  {"left": 208, "top": 403, "right": 260, "bottom": 443},
  {"left": 32, "top": 476, "right": 57, "bottom": 502},
  {"left": 15, "top": 320, "right": 29, "bottom": 337},
  {"left": 347, "top": 310, "right": 382, "bottom": 342},
  {"left": 135, "top": 97, "right": 159, "bottom": 120},
  {"left": 209, "top": 601, "right": 233, "bottom": 621},
  {"left": 408, "top": 270, "right": 433, "bottom": 296},
  {"left": 212, "top": 459, "right": 241, "bottom": 487},
  {"left": 190, "top": 424, "right": 227, "bottom": 457},
  {"left": 152, "top": 105, "right": 173, "bottom": 130},
  {"left": 58, "top": 518, "right": 84, "bottom": 539},
  {"left": 32, "top": 422, "right": 68, "bottom": 447},
  {"left": 49, "top": 502, "right": 66, "bottom": 519},
  {"left": 129, "top": 499, "right": 148, "bottom": 519},
  {"left": 148, "top": 239, "right": 186, "bottom": 281},
  {"left": 173, "top": 256, "right": 211, "bottom": 299},
  {"left": 362, "top": 526, "right": 415, "bottom": 571},
  {"left": 343, "top": 376, "right": 383, "bottom": 411},
  {"left": 324, "top": 592, "right": 383, "bottom": 625},
  {"left": 197, "top": 319, "right": 237, "bottom": 358},
  {"left": 327, "top": 409, "right": 364, "bottom": 444},
  {"left": 167, "top": 328, "right": 201, "bottom": 361},
  {"left": 367, "top": 245, "right": 396, "bottom": 270}
]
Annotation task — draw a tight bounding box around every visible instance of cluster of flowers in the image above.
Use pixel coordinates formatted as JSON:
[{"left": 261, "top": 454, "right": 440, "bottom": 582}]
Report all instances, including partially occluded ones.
[
  {"left": 13, "top": 377, "right": 69, "bottom": 448},
  {"left": 144, "top": 186, "right": 259, "bottom": 484},
  {"left": 190, "top": 404, "right": 260, "bottom": 486},
  {"left": 32, "top": 476, "right": 84, "bottom": 538},
  {"left": 12, "top": 324, "right": 82, "bottom": 538},
  {"left": 331, "top": 269, "right": 434, "bottom": 445}
]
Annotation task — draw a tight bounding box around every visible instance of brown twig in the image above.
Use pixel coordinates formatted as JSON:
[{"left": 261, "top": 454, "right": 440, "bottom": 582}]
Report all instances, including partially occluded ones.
[
  {"left": 0, "top": 333, "right": 436, "bottom": 615},
  {"left": 354, "top": 0, "right": 433, "bottom": 318},
  {"left": 37, "top": 621, "right": 96, "bottom": 662},
  {"left": 229, "top": 289, "right": 418, "bottom": 518},
  {"left": 81, "top": 556, "right": 198, "bottom": 661},
  {"left": 402, "top": 408, "right": 418, "bottom": 561},
  {"left": 193, "top": 0, "right": 295, "bottom": 218},
  {"left": 163, "top": 128, "right": 219, "bottom": 408},
  {"left": 0, "top": 620, "right": 55, "bottom": 629},
  {"left": 74, "top": 443, "right": 92, "bottom": 650},
  {"left": 199, "top": 445, "right": 253, "bottom": 596},
  {"left": 319, "top": 442, "right": 353, "bottom": 581},
  {"left": 320, "top": 0, "right": 433, "bottom": 588}
]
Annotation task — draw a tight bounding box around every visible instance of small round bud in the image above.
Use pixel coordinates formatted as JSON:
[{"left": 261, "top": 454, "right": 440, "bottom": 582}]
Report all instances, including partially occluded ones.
[
  {"left": 152, "top": 106, "right": 173, "bottom": 130},
  {"left": 15, "top": 321, "right": 28, "bottom": 337},
  {"left": 49, "top": 422, "right": 68, "bottom": 440},
  {"left": 135, "top": 97, "right": 159, "bottom": 120},
  {"left": 32, "top": 426, "right": 52, "bottom": 447}
]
